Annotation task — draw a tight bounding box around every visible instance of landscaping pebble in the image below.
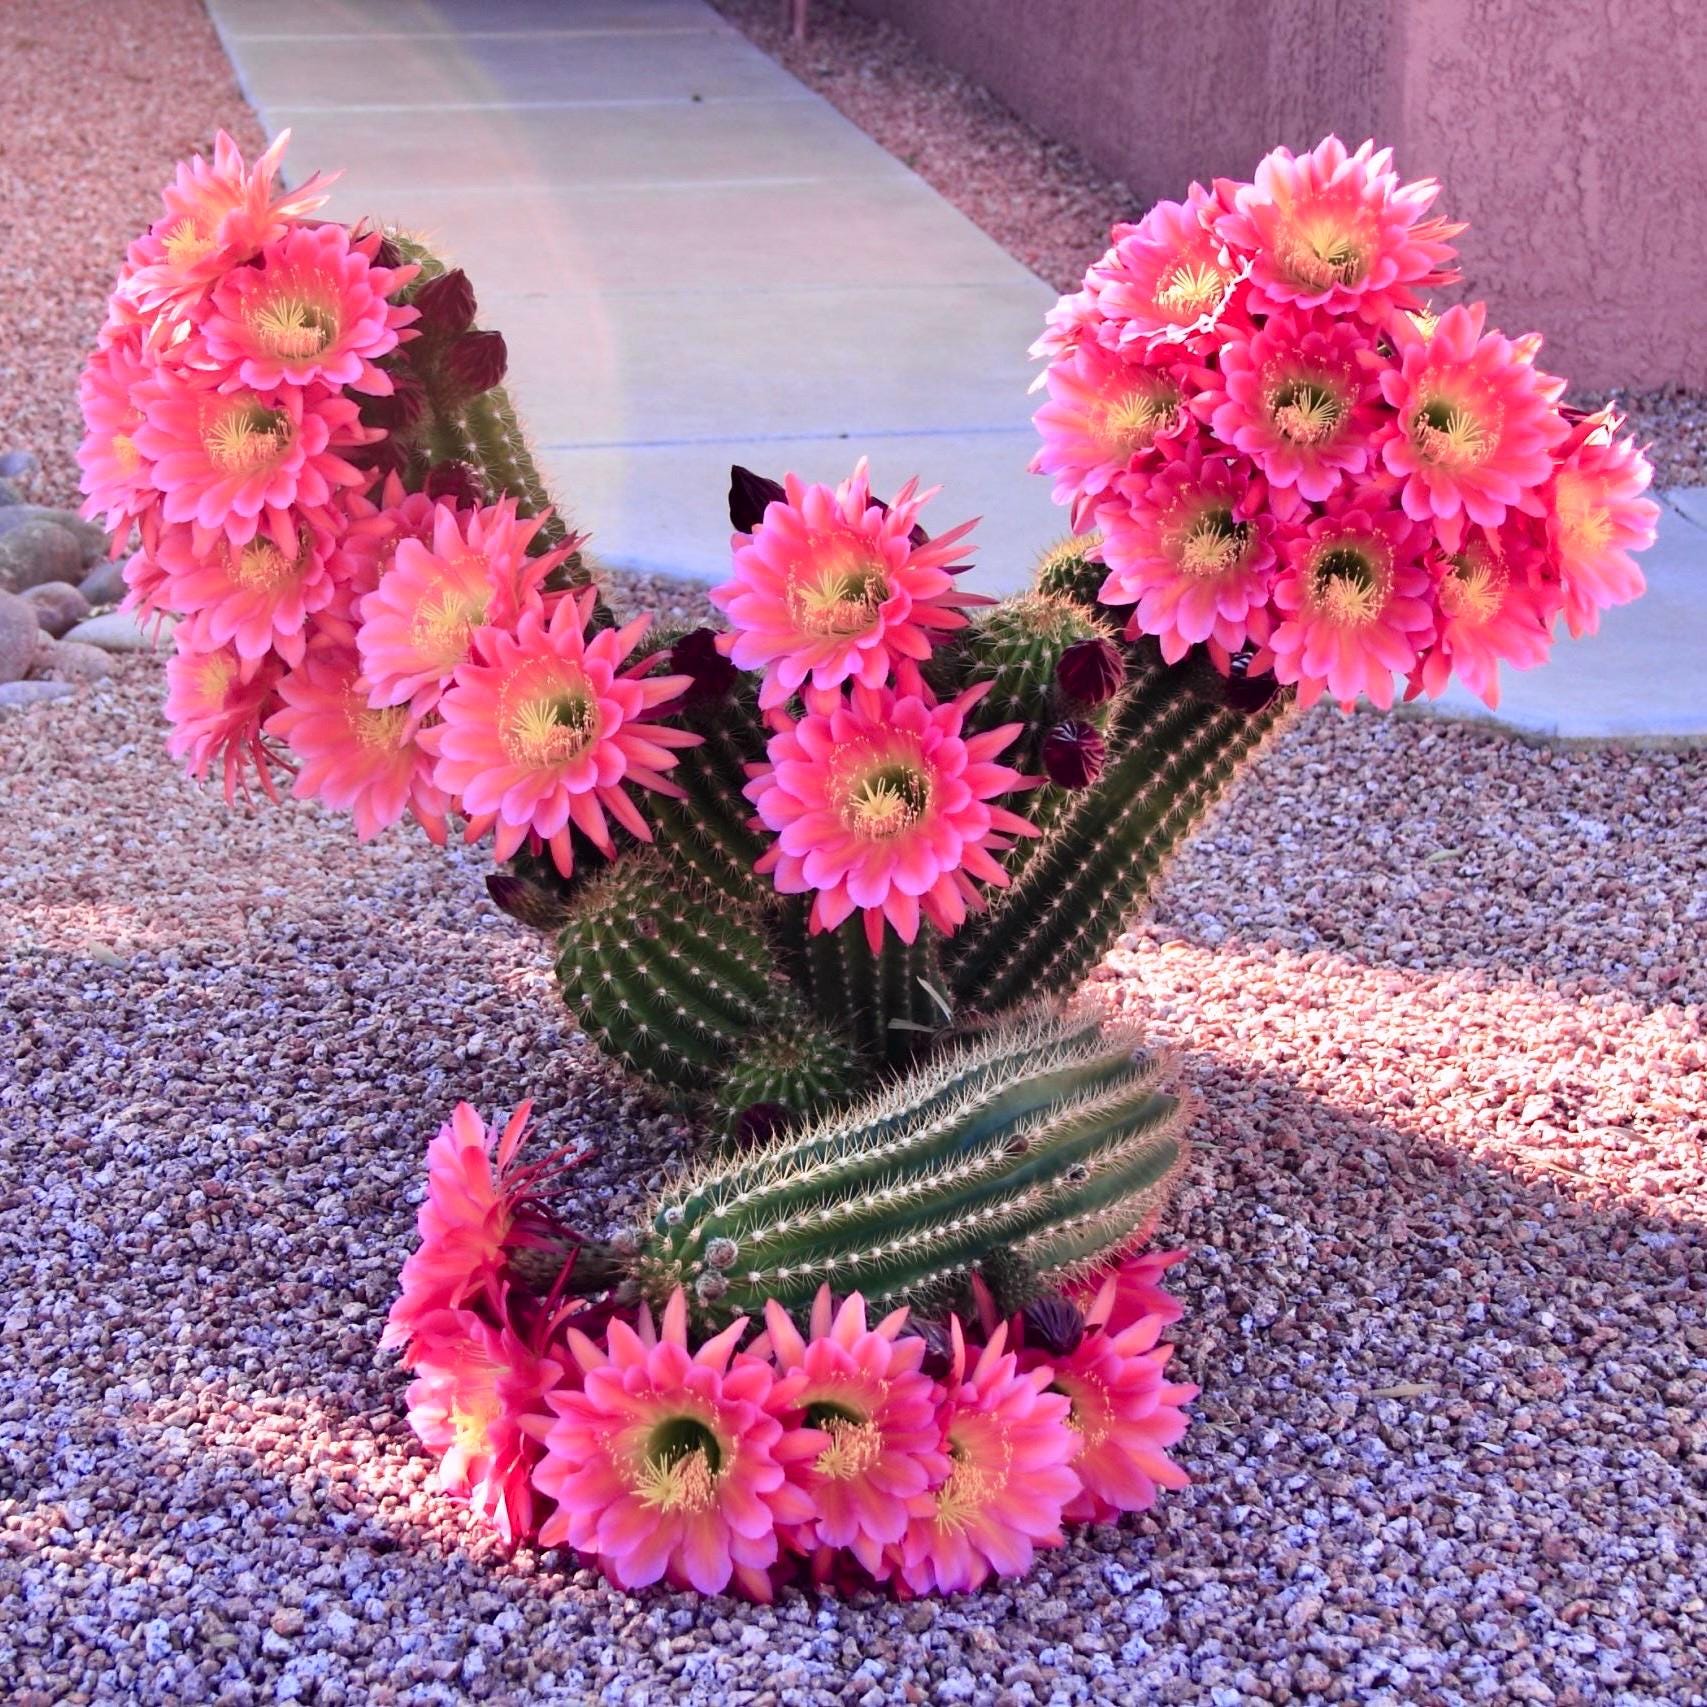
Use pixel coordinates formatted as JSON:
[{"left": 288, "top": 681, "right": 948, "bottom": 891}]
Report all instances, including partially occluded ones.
[
  {"left": 0, "top": 477, "right": 24, "bottom": 507},
  {"left": 62, "top": 607, "right": 169, "bottom": 653},
  {"left": 0, "top": 516, "right": 84, "bottom": 593},
  {"left": 0, "top": 449, "right": 40, "bottom": 483},
  {"left": 0, "top": 678, "right": 74, "bottom": 711},
  {"left": 0, "top": 587, "right": 41, "bottom": 683},
  {"left": 32, "top": 635, "right": 114, "bottom": 684},
  {"left": 77, "top": 554, "right": 129, "bottom": 607},
  {"left": 0, "top": 503, "right": 110, "bottom": 565},
  {"left": 1, "top": 629, "right": 1701, "bottom": 1704},
  {"left": 21, "top": 579, "right": 91, "bottom": 637}
]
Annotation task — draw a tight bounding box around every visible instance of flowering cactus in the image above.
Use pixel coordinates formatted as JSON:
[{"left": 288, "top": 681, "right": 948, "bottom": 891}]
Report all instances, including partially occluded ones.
[{"left": 84, "top": 131, "right": 1658, "bottom": 1599}]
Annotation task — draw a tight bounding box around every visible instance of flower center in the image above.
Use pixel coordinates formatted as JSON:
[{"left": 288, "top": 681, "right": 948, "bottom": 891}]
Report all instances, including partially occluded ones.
[
  {"left": 1440, "top": 544, "right": 1508, "bottom": 624},
  {"left": 805, "top": 1400, "right": 882, "bottom": 1481},
  {"left": 1279, "top": 216, "right": 1368, "bottom": 291},
  {"left": 932, "top": 1433, "right": 1002, "bottom": 1536},
  {"left": 840, "top": 759, "right": 931, "bottom": 839},
  {"left": 352, "top": 701, "right": 410, "bottom": 751},
  {"left": 408, "top": 585, "right": 489, "bottom": 666},
  {"left": 1155, "top": 259, "right": 1229, "bottom": 315},
  {"left": 1096, "top": 383, "right": 1180, "bottom": 458},
  {"left": 1177, "top": 505, "right": 1248, "bottom": 578},
  {"left": 1052, "top": 1374, "right": 1110, "bottom": 1450},
  {"left": 1267, "top": 376, "right": 1345, "bottom": 445},
  {"left": 450, "top": 1382, "right": 504, "bottom": 1459},
  {"left": 503, "top": 687, "right": 600, "bottom": 768},
  {"left": 638, "top": 1416, "right": 723, "bottom": 1514},
  {"left": 1308, "top": 542, "right": 1390, "bottom": 626},
  {"left": 1554, "top": 472, "right": 1614, "bottom": 558},
  {"left": 247, "top": 291, "right": 339, "bottom": 360},
  {"left": 198, "top": 652, "right": 237, "bottom": 704},
  {"left": 228, "top": 536, "right": 302, "bottom": 591},
  {"left": 1410, "top": 395, "right": 1495, "bottom": 470},
  {"left": 112, "top": 432, "right": 143, "bottom": 475},
  {"left": 162, "top": 217, "right": 217, "bottom": 270},
  {"left": 787, "top": 544, "right": 890, "bottom": 638},
  {"left": 204, "top": 401, "right": 292, "bottom": 475}
]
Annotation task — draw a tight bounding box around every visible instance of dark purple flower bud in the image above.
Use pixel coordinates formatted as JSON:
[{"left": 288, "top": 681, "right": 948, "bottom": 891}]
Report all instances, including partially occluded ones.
[
  {"left": 423, "top": 459, "right": 486, "bottom": 509},
  {"left": 371, "top": 234, "right": 405, "bottom": 273},
  {"left": 734, "top": 1101, "right": 791, "bottom": 1149},
  {"left": 907, "top": 1317, "right": 956, "bottom": 1381},
  {"left": 1022, "top": 1294, "right": 1086, "bottom": 1357},
  {"left": 344, "top": 435, "right": 409, "bottom": 480},
  {"left": 729, "top": 465, "right": 786, "bottom": 534},
  {"left": 1222, "top": 645, "right": 1284, "bottom": 712},
  {"left": 444, "top": 329, "right": 508, "bottom": 398},
  {"left": 413, "top": 266, "right": 477, "bottom": 336},
  {"left": 1056, "top": 636, "right": 1125, "bottom": 706},
  {"left": 1043, "top": 719, "right": 1107, "bottom": 789},
  {"left": 670, "top": 626, "right": 739, "bottom": 707},
  {"left": 485, "top": 873, "right": 569, "bottom": 932},
  {"left": 357, "top": 368, "right": 426, "bottom": 435}
]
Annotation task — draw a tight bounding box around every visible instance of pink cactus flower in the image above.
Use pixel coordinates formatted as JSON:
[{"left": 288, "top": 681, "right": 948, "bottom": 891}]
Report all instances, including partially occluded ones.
[
  {"left": 200, "top": 221, "right": 418, "bottom": 395},
  {"left": 354, "top": 496, "right": 575, "bottom": 716},
  {"left": 404, "top": 1303, "right": 563, "bottom": 1546},
  {"left": 76, "top": 335, "right": 156, "bottom": 543},
  {"left": 421, "top": 590, "right": 698, "bottom": 880},
  {"left": 1215, "top": 135, "right": 1463, "bottom": 321},
  {"left": 1034, "top": 1288, "right": 1196, "bottom": 1526},
  {"left": 530, "top": 1292, "right": 820, "bottom": 1599},
  {"left": 384, "top": 1101, "right": 538, "bottom": 1355},
  {"left": 1202, "top": 310, "right": 1380, "bottom": 501},
  {"left": 1095, "top": 446, "right": 1280, "bottom": 663},
  {"left": 1269, "top": 499, "right": 1433, "bottom": 708},
  {"left": 1090, "top": 185, "right": 1245, "bottom": 347},
  {"left": 1379, "top": 303, "right": 1568, "bottom": 548},
  {"left": 266, "top": 644, "right": 449, "bottom": 843},
  {"left": 1031, "top": 339, "right": 1194, "bottom": 525},
  {"left": 155, "top": 518, "right": 339, "bottom": 667},
  {"left": 162, "top": 636, "right": 287, "bottom": 804},
  {"left": 1410, "top": 525, "right": 1556, "bottom": 708},
  {"left": 710, "top": 459, "right": 984, "bottom": 712},
  {"left": 1546, "top": 414, "right": 1661, "bottom": 638},
  {"left": 1065, "top": 1247, "right": 1188, "bottom": 1335},
  {"left": 745, "top": 681, "right": 1038, "bottom": 952},
  {"left": 893, "top": 1321, "right": 1080, "bottom": 1595},
  {"left": 119, "top": 129, "right": 335, "bottom": 326},
  {"left": 762, "top": 1290, "right": 948, "bottom": 1577},
  {"left": 133, "top": 373, "right": 370, "bottom": 552}
]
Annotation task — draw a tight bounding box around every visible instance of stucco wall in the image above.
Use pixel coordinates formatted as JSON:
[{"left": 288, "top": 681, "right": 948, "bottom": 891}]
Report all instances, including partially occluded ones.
[{"left": 844, "top": 0, "right": 1704, "bottom": 388}]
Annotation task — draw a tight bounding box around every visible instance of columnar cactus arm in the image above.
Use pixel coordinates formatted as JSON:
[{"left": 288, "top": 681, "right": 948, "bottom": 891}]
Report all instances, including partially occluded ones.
[
  {"left": 612, "top": 1016, "right": 1189, "bottom": 1324},
  {"left": 804, "top": 919, "right": 949, "bottom": 1065}
]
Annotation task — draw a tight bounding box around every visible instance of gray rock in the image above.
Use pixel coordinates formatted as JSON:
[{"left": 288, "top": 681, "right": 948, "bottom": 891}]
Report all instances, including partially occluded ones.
[
  {"left": 0, "top": 679, "right": 74, "bottom": 711},
  {"left": 21, "top": 580, "right": 91, "bottom": 638},
  {"left": 62, "top": 609, "right": 170, "bottom": 654},
  {"left": 32, "top": 637, "right": 112, "bottom": 685},
  {"left": 0, "top": 478, "right": 23, "bottom": 507},
  {"left": 0, "top": 518, "right": 83, "bottom": 593},
  {"left": 78, "top": 556, "right": 129, "bottom": 606},
  {"left": 0, "top": 504, "right": 111, "bottom": 566},
  {"left": 0, "top": 588, "right": 40, "bottom": 684},
  {"left": 0, "top": 450, "right": 37, "bottom": 482}
]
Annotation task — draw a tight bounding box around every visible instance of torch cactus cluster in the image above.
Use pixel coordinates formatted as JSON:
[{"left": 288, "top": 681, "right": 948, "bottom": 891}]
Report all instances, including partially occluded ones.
[{"left": 81, "top": 129, "right": 1656, "bottom": 1597}]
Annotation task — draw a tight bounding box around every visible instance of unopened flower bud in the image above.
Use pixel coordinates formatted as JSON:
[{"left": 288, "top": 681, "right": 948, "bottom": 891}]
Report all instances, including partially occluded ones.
[
  {"left": 729, "top": 465, "right": 786, "bottom": 534},
  {"left": 423, "top": 459, "right": 485, "bottom": 509},
  {"left": 1055, "top": 636, "right": 1124, "bottom": 706},
  {"left": 1042, "top": 719, "right": 1106, "bottom": 789},
  {"left": 1022, "top": 1294, "right": 1086, "bottom": 1356},
  {"left": 445, "top": 328, "right": 508, "bottom": 398},
  {"left": 670, "top": 627, "right": 738, "bottom": 707},
  {"left": 413, "top": 266, "right": 477, "bottom": 336},
  {"left": 371, "top": 234, "right": 405, "bottom": 272},
  {"left": 734, "top": 1101, "right": 790, "bottom": 1149}
]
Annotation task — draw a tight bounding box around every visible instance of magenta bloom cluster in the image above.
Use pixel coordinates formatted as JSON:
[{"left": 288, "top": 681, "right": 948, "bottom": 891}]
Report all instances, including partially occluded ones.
[
  {"left": 1032, "top": 135, "right": 1660, "bottom": 710},
  {"left": 386, "top": 1104, "right": 1196, "bottom": 1600},
  {"left": 77, "top": 132, "right": 699, "bottom": 873}
]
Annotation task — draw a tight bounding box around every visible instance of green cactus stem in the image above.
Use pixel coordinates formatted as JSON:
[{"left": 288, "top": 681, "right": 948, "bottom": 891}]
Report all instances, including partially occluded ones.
[
  {"left": 1032, "top": 532, "right": 1108, "bottom": 608},
  {"left": 803, "top": 916, "right": 951, "bottom": 1067},
  {"left": 712, "top": 1017, "right": 866, "bottom": 1135},
  {"left": 604, "top": 1013, "right": 1188, "bottom": 1325}
]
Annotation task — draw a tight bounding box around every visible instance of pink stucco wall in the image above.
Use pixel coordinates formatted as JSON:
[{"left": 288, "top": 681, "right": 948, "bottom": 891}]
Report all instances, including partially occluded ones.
[{"left": 844, "top": 0, "right": 1705, "bottom": 389}]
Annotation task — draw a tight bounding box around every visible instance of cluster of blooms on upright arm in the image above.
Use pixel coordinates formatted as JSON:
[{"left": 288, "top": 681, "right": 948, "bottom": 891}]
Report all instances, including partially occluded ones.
[
  {"left": 387, "top": 1103, "right": 1197, "bottom": 1596},
  {"left": 1031, "top": 135, "right": 1660, "bottom": 711},
  {"left": 709, "top": 459, "right": 1041, "bottom": 951},
  {"left": 79, "top": 132, "right": 698, "bottom": 876}
]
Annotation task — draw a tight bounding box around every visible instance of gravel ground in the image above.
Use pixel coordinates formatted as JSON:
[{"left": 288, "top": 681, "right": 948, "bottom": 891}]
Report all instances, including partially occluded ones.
[
  {"left": 3, "top": 659, "right": 1703, "bottom": 1705},
  {"left": 711, "top": 0, "right": 1707, "bottom": 488},
  {"left": 0, "top": 0, "right": 268, "bottom": 510}
]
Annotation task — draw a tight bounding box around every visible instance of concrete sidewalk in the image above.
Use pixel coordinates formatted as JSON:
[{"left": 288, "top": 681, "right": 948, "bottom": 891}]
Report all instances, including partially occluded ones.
[
  {"left": 209, "top": 0, "right": 1061, "bottom": 594},
  {"left": 209, "top": 0, "right": 1703, "bottom": 740}
]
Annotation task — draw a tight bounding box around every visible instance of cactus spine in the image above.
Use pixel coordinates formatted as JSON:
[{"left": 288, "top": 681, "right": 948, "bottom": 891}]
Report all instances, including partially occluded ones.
[{"left": 613, "top": 1014, "right": 1188, "bottom": 1324}]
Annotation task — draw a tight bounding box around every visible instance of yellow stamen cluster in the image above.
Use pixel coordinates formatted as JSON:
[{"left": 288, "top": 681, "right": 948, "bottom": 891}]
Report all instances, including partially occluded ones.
[
  {"left": 1410, "top": 395, "right": 1495, "bottom": 471},
  {"left": 204, "top": 402, "right": 291, "bottom": 475},
  {"left": 838, "top": 758, "right": 932, "bottom": 841},
  {"left": 786, "top": 545, "right": 890, "bottom": 638},
  {"left": 1554, "top": 471, "right": 1614, "bottom": 559},
  {"left": 351, "top": 702, "right": 411, "bottom": 752},
  {"left": 162, "top": 217, "right": 217, "bottom": 271},
  {"left": 247, "top": 292, "right": 339, "bottom": 360},
  {"left": 1279, "top": 217, "right": 1369, "bottom": 291},
  {"left": 111, "top": 433, "right": 143, "bottom": 475},
  {"left": 1056, "top": 1374, "right": 1110, "bottom": 1450},
  {"left": 1309, "top": 542, "right": 1391, "bottom": 626},
  {"left": 409, "top": 587, "right": 489, "bottom": 664},
  {"left": 1176, "top": 507, "right": 1248, "bottom": 579},
  {"left": 504, "top": 687, "right": 600, "bottom": 768},
  {"left": 450, "top": 1385, "right": 503, "bottom": 1458},
  {"left": 1155, "top": 260, "right": 1229, "bottom": 316},
  {"left": 1095, "top": 384, "right": 1180, "bottom": 458},
  {"left": 931, "top": 1446, "right": 1002, "bottom": 1536},
  {"left": 228, "top": 537, "right": 301, "bottom": 591},
  {"left": 1439, "top": 544, "right": 1508, "bottom": 624},
  {"left": 1267, "top": 377, "right": 1345, "bottom": 445},
  {"left": 636, "top": 1437, "right": 721, "bottom": 1514},
  {"left": 815, "top": 1416, "right": 885, "bottom": 1482}
]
